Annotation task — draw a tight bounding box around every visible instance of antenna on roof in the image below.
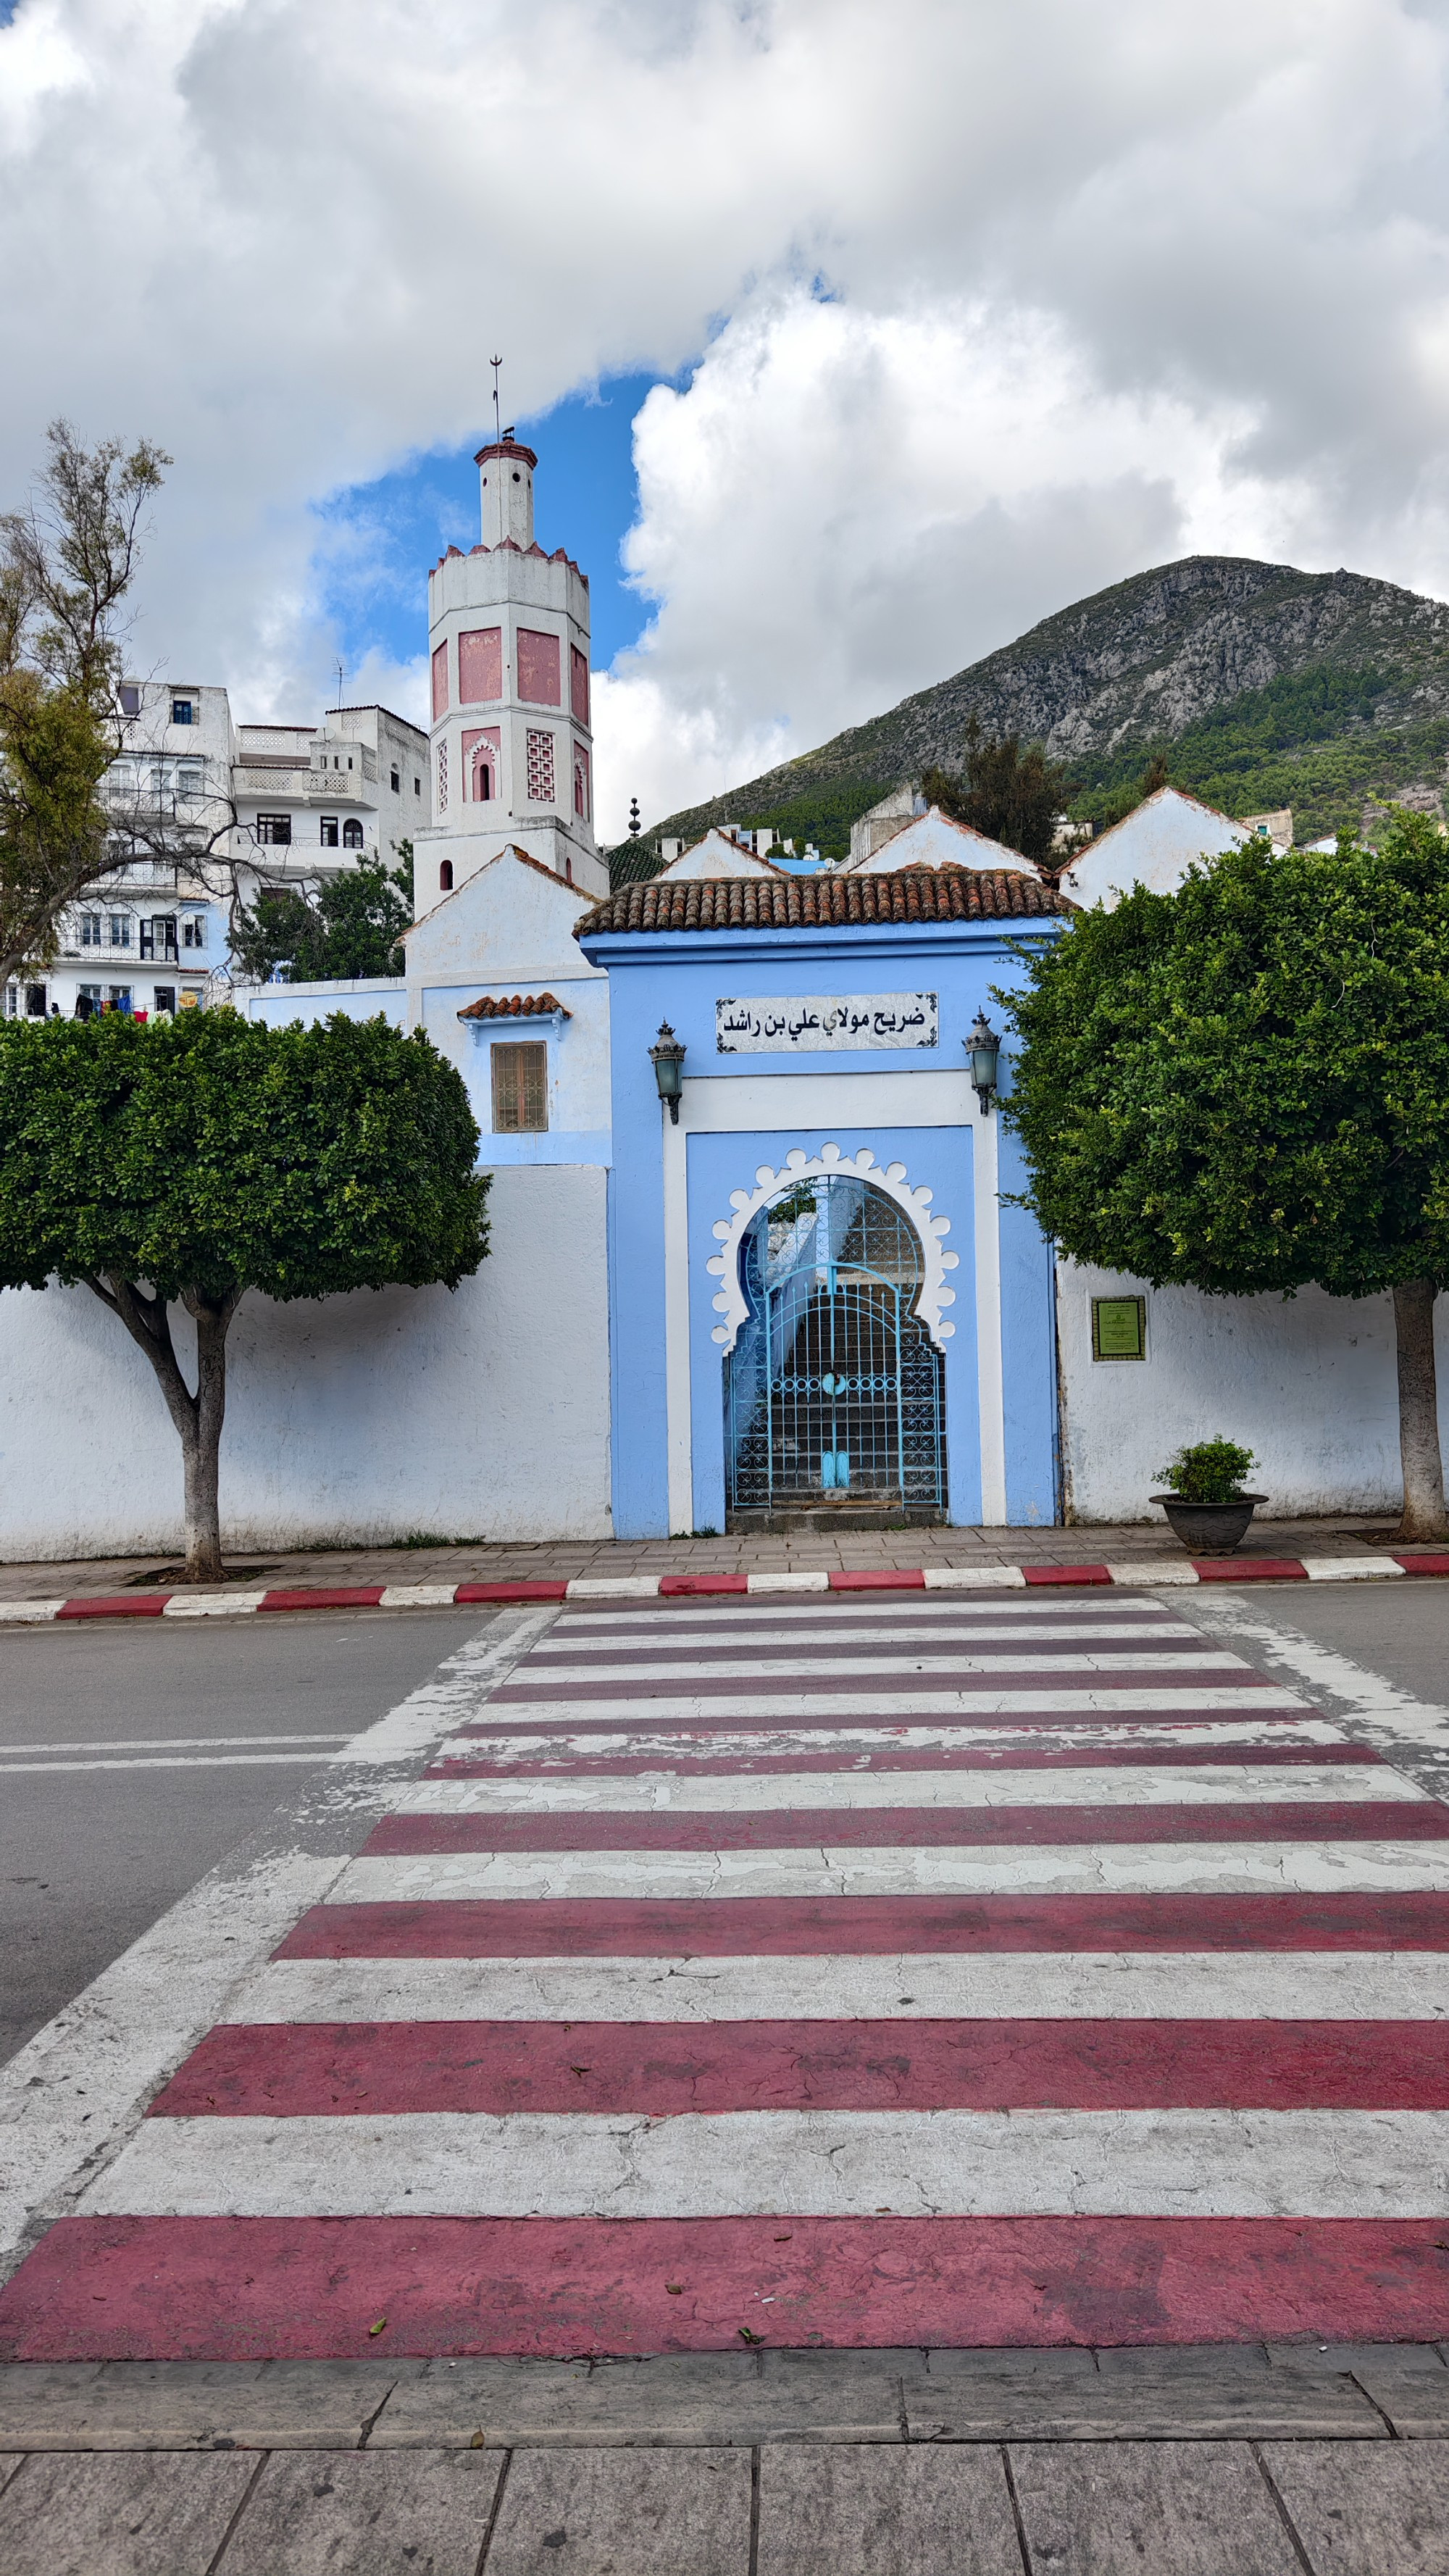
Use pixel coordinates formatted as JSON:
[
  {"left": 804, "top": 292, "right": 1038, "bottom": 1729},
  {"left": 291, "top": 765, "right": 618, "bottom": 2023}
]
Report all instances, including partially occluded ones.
[
  {"left": 334, "top": 657, "right": 345, "bottom": 709},
  {"left": 490, "top": 357, "right": 503, "bottom": 446}
]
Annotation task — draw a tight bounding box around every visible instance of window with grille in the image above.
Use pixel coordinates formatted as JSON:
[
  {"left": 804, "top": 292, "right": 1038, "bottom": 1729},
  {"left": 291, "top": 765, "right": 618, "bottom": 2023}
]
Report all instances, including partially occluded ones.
[
  {"left": 343, "top": 817, "right": 364, "bottom": 848},
  {"left": 525, "top": 730, "right": 555, "bottom": 804},
  {"left": 320, "top": 815, "right": 339, "bottom": 847},
  {"left": 490, "top": 1041, "right": 548, "bottom": 1133},
  {"left": 109, "top": 914, "right": 132, "bottom": 949},
  {"left": 437, "top": 742, "right": 448, "bottom": 812},
  {"left": 80, "top": 913, "right": 103, "bottom": 948},
  {"left": 255, "top": 813, "right": 291, "bottom": 845}
]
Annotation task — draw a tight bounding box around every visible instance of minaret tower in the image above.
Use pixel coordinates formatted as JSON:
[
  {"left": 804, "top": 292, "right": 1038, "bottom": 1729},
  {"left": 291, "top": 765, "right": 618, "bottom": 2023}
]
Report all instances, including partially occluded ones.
[{"left": 417, "top": 435, "right": 604, "bottom": 903}]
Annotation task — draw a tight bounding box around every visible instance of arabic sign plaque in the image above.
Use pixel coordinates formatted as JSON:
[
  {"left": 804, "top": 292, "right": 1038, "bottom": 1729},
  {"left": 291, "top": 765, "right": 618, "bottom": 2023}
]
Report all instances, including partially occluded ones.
[{"left": 716, "top": 993, "right": 939, "bottom": 1052}]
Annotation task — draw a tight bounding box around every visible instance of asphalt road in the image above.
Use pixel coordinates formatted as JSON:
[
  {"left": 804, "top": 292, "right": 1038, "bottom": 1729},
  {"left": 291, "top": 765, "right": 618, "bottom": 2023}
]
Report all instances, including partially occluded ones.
[
  {"left": 1201, "top": 1575, "right": 1449, "bottom": 1710},
  {"left": 0, "top": 1610, "right": 485, "bottom": 2067}
]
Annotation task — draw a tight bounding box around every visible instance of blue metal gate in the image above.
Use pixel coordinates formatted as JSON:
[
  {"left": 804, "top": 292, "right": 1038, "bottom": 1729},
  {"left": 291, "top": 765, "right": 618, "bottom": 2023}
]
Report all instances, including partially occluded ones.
[{"left": 724, "top": 1175, "right": 947, "bottom": 1520}]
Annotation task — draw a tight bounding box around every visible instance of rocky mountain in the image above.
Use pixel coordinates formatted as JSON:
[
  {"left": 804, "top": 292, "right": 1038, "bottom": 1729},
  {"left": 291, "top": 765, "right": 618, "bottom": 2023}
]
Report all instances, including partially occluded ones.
[{"left": 623, "top": 554, "right": 1449, "bottom": 867}]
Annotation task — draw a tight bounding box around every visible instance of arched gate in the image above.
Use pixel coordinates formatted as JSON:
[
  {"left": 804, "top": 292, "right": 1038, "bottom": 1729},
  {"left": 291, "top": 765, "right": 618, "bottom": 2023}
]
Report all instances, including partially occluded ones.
[{"left": 723, "top": 1174, "right": 947, "bottom": 1522}]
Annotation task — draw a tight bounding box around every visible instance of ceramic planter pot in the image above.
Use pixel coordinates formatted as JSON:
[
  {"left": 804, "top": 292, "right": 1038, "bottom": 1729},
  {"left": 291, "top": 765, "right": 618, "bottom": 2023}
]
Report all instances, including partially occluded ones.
[{"left": 1151, "top": 1493, "right": 1267, "bottom": 1556}]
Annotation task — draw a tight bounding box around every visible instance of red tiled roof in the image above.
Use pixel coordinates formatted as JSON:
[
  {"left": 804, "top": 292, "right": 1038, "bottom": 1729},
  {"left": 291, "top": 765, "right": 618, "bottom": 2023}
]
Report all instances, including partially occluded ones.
[
  {"left": 576, "top": 868, "right": 1067, "bottom": 938},
  {"left": 456, "top": 991, "right": 572, "bottom": 1022}
]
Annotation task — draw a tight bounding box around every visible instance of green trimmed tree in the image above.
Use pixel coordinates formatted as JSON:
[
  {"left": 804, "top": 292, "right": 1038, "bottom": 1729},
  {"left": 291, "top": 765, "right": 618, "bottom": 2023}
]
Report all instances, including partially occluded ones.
[
  {"left": 1001, "top": 811, "right": 1449, "bottom": 1539},
  {"left": 923, "top": 717, "right": 1077, "bottom": 870},
  {"left": 230, "top": 852, "right": 413, "bottom": 983},
  {"left": 1, "top": 422, "right": 171, "bottom": 984},
  {"left": 0, "top": 1008, "right": 489, "bottom": 1578}
]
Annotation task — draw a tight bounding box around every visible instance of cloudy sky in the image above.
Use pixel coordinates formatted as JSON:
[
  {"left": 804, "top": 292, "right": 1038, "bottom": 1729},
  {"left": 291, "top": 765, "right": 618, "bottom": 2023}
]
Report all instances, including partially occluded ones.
[{"left": 4, "top": 0, "right": 1448, "bottom": 839}]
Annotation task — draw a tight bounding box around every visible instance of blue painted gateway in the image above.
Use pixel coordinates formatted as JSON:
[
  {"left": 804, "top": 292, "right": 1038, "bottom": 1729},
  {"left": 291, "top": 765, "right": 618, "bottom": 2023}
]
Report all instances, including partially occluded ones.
[{"left": 577, "top": 866, "right": 1068, "bottom": 1538}]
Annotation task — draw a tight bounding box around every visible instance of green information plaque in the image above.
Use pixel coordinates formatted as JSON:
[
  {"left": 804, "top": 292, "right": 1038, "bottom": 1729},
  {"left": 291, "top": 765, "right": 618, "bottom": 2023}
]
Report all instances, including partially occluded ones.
[{"left": 1092, "top": 1296, "right": 1145, "bottom": 1361}]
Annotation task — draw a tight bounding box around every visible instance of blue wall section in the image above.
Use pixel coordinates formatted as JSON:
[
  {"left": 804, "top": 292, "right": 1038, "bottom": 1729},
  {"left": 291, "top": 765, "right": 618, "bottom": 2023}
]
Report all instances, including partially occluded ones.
[
  {"left": 585, "top": 914, "right": 1061, "bottom": 1538},
  {"left": 998, "top": 1110, "right": 1060, "bottom": 1525}
]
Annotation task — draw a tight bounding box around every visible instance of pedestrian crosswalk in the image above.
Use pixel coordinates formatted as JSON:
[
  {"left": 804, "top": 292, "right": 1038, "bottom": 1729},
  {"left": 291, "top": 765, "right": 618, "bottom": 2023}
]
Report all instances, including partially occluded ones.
[{"left": 4, "top": 1589, "right": 1449, "bottom": 2359}]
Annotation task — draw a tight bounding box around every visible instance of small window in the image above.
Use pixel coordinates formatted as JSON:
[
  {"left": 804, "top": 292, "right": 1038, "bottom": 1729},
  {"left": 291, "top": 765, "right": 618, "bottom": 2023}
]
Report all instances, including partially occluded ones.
[
  {"left": 141, "top": 915, "right": 178, "bottom": 962},
  {"left": 109, "top": 914, "right": 132, "bottom": 949},
  {"left": 154, "top": 985, "right": 176, "bottom": 1015},
  {"left": 170, "top": 697, "right": 193, "bottom": 725},
  {"left": 178, "top": 766, "right": 204, "bottom": 803},
  {"left": 391, "top": 767, "right": 400, "bottom": 793},
  {"left": 254, "top": 813, "right": 292, "bottom": 845},
  {"left": 320, "top": 816, "right": 340, "bottom": 847},
  {"left": 1091, "top": 1296, "right": 1146, "bottom": 1361},
  {"left": 183, "top": 917, "right": 206, "bottom": 950},
  {"left": 343, "top": 817, "right": 364, "bottom": 849},
  {"left": 414, "top": 776, "right": 421, "bottom": 796},
  {"left": 25, "top": 984, "right": 46, "bottom": 1017},
  {"left": 109, "top": 985, "right": 133, "bottom": 1010},
  {"left": 491, "top": 1041, "right": 548, "bottom": 1133},
  {"left": 439, "top": 860, "right": 454, "bottom": 892},
  {"left": 120, "top": 684, "right": 140, "bottom": 718},
  {"left": 80, "top": 912, "right": 103, "bottom": 948}
]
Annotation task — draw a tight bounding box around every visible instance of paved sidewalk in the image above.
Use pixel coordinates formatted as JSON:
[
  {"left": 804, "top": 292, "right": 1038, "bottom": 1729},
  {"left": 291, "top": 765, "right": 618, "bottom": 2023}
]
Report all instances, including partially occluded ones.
[
  {"left": 0, "top": 1514, "right": 1422, "bottom": 1604},
  {"left": 0, "top": 2351, "right": 1447, "bottom": 2573}
]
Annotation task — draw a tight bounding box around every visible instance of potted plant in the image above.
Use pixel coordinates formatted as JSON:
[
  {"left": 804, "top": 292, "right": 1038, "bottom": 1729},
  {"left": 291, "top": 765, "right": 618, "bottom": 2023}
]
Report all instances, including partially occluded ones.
[{"left": 1152, "top": 1438, "right": 1266, "bottom": 1556}]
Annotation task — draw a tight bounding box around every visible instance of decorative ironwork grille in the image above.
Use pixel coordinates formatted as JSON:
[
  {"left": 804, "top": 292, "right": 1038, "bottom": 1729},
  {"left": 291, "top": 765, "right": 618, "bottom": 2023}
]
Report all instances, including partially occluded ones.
[
  {"left": 724, "top": 1175, "right": 946, "bottom": 1516},
  {"left": 526, "top": 729, "right": 556, "bottom": 804}
]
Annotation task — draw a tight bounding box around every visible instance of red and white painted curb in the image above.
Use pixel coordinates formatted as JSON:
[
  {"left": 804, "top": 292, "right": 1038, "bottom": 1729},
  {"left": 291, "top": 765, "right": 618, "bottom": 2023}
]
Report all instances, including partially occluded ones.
[{"left": 0, "top": 1551, "right": 1445, "bottom": 1625}]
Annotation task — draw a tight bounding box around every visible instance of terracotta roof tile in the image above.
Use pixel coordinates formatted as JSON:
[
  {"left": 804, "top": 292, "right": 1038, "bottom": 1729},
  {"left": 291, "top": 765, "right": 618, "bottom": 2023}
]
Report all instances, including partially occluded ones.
[
  {"left": 577, "top": 867, "right": 1067, "bottom": 938},
  {"left": 456, "top": 991, "right": 572, "bottom": 1022}
]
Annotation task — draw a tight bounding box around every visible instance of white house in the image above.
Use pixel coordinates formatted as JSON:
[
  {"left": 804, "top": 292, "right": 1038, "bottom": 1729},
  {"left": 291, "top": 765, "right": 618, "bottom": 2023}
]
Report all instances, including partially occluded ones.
[
  {"left": 1059, "top": 785, "right": 1248, "bottom": 908},
  {"left": 843, "top": 806, "right": 1040, "bottom": 877},
  {"left": 653, "top": 830, "right": 787, "bottom": 881}
]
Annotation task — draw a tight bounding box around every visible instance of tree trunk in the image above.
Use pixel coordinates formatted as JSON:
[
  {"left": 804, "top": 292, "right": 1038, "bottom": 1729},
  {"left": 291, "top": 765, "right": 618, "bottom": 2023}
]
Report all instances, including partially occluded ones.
[
  {"left": 1393, "top": 1279, "right": 1448, "bottom": 1542},
  {"left": 87, "top": 1277, "right": 241, "bottom": 1581}
]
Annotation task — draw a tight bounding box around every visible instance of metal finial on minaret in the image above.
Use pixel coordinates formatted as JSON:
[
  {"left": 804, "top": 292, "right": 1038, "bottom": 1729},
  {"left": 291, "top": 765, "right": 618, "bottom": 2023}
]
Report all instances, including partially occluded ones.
[{"left": 490, "top": 356, "right": 503, "bottom": 446}]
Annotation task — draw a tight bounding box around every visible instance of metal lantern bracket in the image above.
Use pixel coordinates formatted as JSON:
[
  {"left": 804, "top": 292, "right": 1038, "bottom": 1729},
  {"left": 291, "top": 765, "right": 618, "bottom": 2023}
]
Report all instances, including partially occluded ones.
[
  {"left": 649, "top": 1021, "right": 687, "bottom": 1124},
  {"left": 965, "top": 1012, "right": 1001, "bottom": 1117}
]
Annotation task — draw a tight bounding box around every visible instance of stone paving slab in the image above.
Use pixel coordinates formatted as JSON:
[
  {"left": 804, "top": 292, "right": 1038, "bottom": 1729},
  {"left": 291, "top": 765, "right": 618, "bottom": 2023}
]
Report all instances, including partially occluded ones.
[
  {"left": 1261, "top": 2439, "right": 1449, "bottom": 2572},
  {"left": 485, "top": 2444, "right": 753, "bottom": 2576},
  {"left": 1008, "top": 2438, "right": 1306, "bottom": 2574},
  {"left": 220, "top": 2446, "right": 502, "bottom": 2576},
  {"left": 0, "top": 2445, "right": 259, "bottom": 2576},
  {"left": 756, "top": 2443, "right": 1023, "bottom": 2576},
  {"left": 0, "top": 2357, "right": 409, "bottom": 2451},
  {"left": 904, "top": 2350, "right": 1387, "bottom": 2443}
]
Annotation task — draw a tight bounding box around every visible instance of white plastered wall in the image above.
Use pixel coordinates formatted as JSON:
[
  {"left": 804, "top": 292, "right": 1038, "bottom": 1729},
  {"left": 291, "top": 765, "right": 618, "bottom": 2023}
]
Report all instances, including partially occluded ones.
[
  {"left": 0, "top": 1164, "right": 611, "bottom": 1560},
  {"left": 1058, "top": 1258, "right": 1449, "bottom": 1522}
]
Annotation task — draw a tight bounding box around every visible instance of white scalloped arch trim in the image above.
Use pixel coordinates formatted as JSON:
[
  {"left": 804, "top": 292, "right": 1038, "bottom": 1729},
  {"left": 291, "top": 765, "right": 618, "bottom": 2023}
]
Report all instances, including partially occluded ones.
[{"left": 705, "top": 1143, "right": 959, "bottom": 1355}]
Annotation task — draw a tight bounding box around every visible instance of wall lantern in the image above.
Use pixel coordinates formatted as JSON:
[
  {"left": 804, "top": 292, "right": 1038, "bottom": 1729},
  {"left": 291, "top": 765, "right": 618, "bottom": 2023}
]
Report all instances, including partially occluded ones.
[
  {"left": 965, "top": 1011, "right": 1001, "bottom": 1117},
  {"left": 649, "top": 1021, "right": 687, "bottom": 1123}
]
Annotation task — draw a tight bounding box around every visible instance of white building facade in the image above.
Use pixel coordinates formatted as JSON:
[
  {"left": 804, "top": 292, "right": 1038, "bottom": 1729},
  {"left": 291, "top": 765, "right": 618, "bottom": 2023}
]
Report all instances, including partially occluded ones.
[{"left": 4, "top": 687, "right": 427, "bottom": 1023}]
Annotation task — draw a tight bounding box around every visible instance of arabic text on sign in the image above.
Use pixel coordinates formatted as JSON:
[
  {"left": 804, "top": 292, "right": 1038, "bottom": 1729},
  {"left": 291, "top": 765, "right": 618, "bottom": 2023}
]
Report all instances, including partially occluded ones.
[{"left": 716, "top": 993, "right": 940, "bottom": 1052}]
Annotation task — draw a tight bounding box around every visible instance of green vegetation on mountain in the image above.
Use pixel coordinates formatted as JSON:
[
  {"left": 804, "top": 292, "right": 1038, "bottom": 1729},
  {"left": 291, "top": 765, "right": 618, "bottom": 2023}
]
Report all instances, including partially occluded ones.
[{"left": 615, "top": 556, "right": 1449, "bottom": 874}]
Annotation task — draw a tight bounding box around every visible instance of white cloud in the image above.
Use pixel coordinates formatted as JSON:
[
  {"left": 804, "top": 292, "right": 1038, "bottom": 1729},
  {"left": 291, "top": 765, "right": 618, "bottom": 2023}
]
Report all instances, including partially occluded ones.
[{"left": 1, "top": 0, "right": 1448, "bottom": 840}]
